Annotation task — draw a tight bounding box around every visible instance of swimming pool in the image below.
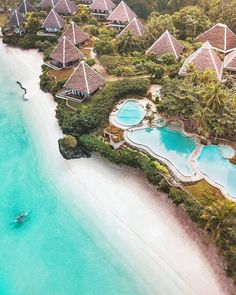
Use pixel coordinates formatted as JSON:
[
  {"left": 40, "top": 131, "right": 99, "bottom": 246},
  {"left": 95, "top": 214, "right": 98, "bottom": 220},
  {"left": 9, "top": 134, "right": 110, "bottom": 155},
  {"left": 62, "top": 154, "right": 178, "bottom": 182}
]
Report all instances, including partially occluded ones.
[
  {"left": 115, "top": 100, "right": 146, "bottom": 127},
  {"left": 197, "top": 145, "right": 236, "bottom": 199},
  {"left": 127, "top": 126, "right": 197, "bottom": 177}
]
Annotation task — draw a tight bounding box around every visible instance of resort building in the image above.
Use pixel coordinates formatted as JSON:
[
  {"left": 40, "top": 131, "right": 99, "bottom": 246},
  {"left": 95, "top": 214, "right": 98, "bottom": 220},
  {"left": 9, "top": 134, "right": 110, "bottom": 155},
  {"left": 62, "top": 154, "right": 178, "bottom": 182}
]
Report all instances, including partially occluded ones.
[
  {"left": 117, "top": 17, "right": 145, "bottom": 38},
  {"left": 18, "top": 0, "right": 35, "bottom": 14},
  {"left": 107, "top": 1, "right": 137, "bottom": 28},
  {"left": 196, "top": 23, "right": 236, "bottom": 53},
  {"left": 54, "top": 0, "right": 77, "bottom": 15},
  {"left": 224, "top": 49, "right": 236, "bottom": 74},
  {"left": 42, "top": 9, "right": 65, "bottom": 33},
  {"left": 50, "top": 36, "right": 84, "bottom": 68},
  {"left": 58, "top": 61, "right": 105, "bottom": 101},
  {"left": 8, "top": 10, "right": 26, "bottom": 34},
  {"left": 146, "top": 30, "right": 184, "bottom": 59},
  {"left": 179, "top": 41, "right": 223, "bottom": 80},
  {"left": 60, "top": 21, "right": 90, "bottom": 47},
  {"left": 90, "top": 0, "right": 115, "bottom": 19},
  {"left": 38, "top": 0, "right": 59, "bottom": 10}
]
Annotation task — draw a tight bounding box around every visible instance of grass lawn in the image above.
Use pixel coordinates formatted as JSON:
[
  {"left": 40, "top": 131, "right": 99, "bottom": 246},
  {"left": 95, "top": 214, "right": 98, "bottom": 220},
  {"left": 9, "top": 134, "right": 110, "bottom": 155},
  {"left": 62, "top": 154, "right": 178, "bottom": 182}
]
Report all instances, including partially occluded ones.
[
  {"left": 48, "top": 68, "right": 74, "bottom": 83},
  {"left": 183, "top": 180, "right": 224, "bottom": 205},
  {"left": 0, "top": 14, "right": 7, "bottom": 27}
]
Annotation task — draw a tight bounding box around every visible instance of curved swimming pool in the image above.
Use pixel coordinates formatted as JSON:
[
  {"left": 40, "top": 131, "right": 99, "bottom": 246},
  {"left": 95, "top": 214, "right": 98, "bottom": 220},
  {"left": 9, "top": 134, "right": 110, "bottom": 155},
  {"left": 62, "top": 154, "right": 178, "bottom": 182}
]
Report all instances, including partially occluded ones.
[
  {"left": 115, "top": 100, "right": 146, "bottom": 127},
  {"left": 196, "top": 145, "right": 236, "bottom": 199},
  {"left": 127, "top": 126, "right": 197, "bottom": 177}
]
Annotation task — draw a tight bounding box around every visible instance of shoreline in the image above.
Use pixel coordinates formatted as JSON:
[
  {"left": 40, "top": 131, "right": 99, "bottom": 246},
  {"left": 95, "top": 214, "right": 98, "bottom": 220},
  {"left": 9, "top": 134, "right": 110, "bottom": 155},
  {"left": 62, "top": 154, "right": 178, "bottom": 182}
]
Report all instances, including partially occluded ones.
[{"left": 1, "top": 42, "right": 235, "bottom": 294}]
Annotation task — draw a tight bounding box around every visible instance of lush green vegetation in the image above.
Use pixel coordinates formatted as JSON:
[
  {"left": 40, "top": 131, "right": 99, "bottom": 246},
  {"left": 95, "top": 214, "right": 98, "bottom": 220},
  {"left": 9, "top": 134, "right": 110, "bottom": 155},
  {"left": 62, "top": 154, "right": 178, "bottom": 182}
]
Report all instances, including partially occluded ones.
[
  {"left": 56, "top": 78, "right": 149, "bottom": 135},
  {"left": 157, "top": 69, "right": 236, "bottom": 139},
  {"left": 114, "top": 0, "right": 236, "bottom": 32}
]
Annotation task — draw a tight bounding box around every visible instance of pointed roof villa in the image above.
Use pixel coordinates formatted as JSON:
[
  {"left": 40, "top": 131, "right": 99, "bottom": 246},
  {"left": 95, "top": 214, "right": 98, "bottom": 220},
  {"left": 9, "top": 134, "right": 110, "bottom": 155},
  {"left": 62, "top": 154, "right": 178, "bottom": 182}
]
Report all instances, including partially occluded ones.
[
  {"left": 64, "top": 61, "right": 105, "bottom": 96},
  {"left": 38, "top": 0, "right": 59, "bottom": 9},
  {"left": 60, "top": 21, "right": 90, "bottom": 46},
  {"left": 196, "top": 23, "right": 236, "bottom": 53},
  {"left": 42, "top": 9, "right": 65, "bottom": 31},
  {"left": 18, "top": 0, "right": 35, "bottom": 14},
  {"left": 117, "top": 17, "right": 145, "bottom": 38},
  {"left": 50, "top": 36, "right": 84, "bottom": 67},
  {"left": 224, "top": 49, "right": 236, "bottom": 72},
  {"left": 179, "top": 41, "right": 223, "bottom": 80},
  {"left": 54, "top": 0, "right": 77, "bottom": 15},
  {"left": 107, "top": 1, "right": 136, "bottom": 25},
  {"left": 146, "top": 30, "right": 184, "bottom": 59},
  {"left": 9, "top": 10, "right": 26, "bottom": 27},
  {"left": 90, "top": 0, "right": 115, "bottom": 16}
]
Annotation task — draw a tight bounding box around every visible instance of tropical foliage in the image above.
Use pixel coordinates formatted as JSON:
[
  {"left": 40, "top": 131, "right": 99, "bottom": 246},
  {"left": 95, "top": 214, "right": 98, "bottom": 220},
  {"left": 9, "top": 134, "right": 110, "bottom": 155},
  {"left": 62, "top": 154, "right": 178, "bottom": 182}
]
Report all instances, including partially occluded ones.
[
  {"left": 56, "top": 79, "right": 149, "bottom": 135},
  {"left": 157, "top": 69, "right": 236, "bottom": 139}
]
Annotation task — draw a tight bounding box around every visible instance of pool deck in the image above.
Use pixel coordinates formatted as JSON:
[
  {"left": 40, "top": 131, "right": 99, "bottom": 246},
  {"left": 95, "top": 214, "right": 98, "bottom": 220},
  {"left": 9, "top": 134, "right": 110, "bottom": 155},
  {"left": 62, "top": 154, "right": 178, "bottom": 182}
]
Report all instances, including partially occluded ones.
[
  {"left": 109, "top": 98, "right": 158, "bottom": 130},
  {"left": 125, "top": 127, "right": 203, "bottom": 183},
  {"left": 109, "top": 98, "right": 236, "bottom": 202}
]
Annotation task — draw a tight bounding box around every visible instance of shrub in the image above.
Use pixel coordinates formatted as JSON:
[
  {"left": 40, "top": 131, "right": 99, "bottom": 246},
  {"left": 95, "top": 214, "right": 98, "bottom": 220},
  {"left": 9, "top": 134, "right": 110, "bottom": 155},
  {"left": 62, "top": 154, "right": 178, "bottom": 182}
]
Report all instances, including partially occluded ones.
[
  {"left": 61, "top": 135, "right": 78, "bottom": 150},
  {"left": 86, "top": 58, "right": 96, "bottom": 67},
  {"left": 94, "top": 38, "right": 115, "bottom": 55},
  {"left": 158, "top": 179, "right": 171, "bottom": 194},
  {"left": 154, "top": 161, "right": 169, "bottom": 175},
  {"left": 83, "top": 25, "right": 99, "bottom": 36},
  {"left": 168, "top": 187, "right": 187, "bottom": 205}
]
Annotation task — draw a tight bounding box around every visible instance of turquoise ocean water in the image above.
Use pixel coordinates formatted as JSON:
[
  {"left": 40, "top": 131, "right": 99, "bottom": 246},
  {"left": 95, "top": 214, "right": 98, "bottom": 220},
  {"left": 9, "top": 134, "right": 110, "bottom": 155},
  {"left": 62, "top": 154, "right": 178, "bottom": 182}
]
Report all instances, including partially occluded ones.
[{"left": 0, "top": 55, "right": 142, "bottom": 294}]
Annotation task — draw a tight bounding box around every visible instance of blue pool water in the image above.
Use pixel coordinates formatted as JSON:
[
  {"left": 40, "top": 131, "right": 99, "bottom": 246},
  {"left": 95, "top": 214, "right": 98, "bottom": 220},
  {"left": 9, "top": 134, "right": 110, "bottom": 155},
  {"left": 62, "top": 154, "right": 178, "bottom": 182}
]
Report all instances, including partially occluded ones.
[
  {"left": 0, "top": 55, "right": 143, "bottom": 294},
  {"left": 197, "top": 145, "right": 236, "bottom": 198},
  {"left": 116, "top": 100, "right": 146, "bottom": 126},
  {"left": 127, "top": 127, "right": 197, "bottom": 177}
]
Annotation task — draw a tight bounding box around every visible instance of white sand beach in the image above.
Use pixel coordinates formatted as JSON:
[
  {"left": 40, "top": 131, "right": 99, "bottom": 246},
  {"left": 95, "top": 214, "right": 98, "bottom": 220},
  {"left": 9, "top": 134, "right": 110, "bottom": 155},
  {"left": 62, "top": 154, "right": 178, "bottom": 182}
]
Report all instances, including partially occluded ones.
[{"left": 1, "top": 41, "right": 235, "bottom": 295}]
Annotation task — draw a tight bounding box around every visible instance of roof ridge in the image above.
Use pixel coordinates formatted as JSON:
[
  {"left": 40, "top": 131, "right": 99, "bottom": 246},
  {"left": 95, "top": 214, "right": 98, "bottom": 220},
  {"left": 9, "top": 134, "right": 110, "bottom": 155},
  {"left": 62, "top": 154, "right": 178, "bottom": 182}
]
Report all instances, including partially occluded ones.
[
  {"left": 224, "top": 26, "right": 227, "bottom": 52},
  {"left": 24, "top": 0, "right": 27, "bottom": 13},
  {"left": 15, "top": 10, "right": 20, "bottom": 26},
  {"left": 208, "top": 46, "right": 221, "bottom": 79},
  {"left": 103, "top": 0, "right": 108, "bottom": 11},
  {"left": 72, "top": 21, "right": 76, "bottom": 44},
  {"left": 64, "top": 0, "right": 71, "bottom": 13},
  {"left": 63, "top": 36, "right": 66, "bottom": 66},
  {"left": 52, "top": 9, "right": 61, "bottom": 28},
  {"left": 166, "top": 31, "right": 178, "bottom": 59},
  {"left": 82, "top": 61, "right": 90, "bottom": 94},
  {"left": 121, "top": 1, "right": 129, "bottom": 22},
  {"left": 134, "top": 18, "right": 141, "bottom": 36}
]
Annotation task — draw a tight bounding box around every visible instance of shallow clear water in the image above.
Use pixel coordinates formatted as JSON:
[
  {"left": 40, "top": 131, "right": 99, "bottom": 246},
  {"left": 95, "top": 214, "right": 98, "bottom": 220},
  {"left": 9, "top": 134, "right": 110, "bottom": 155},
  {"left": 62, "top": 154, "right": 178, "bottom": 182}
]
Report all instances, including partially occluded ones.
[
  {"left": 128, "top": 127, "right": 197, "bottom": 177},
  {"left": 0, "top": 56, "right": 142, "bottom": 295},
  {"left": 116, "top": 100, "right": 145, "bottom": 126},
  {"left": 197, "top": 145, "right": 236, "bottom": 199}
]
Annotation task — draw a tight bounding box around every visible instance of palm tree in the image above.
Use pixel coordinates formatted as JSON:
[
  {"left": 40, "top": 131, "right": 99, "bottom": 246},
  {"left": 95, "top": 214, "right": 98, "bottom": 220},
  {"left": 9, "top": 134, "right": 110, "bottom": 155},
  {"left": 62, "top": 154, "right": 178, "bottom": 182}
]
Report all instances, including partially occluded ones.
[
  {"left": 202, "top": 84, "right": 227, "bottom": 112},
  {"left": 201, "top": 200, "right": 236, "bottom": 244},
  {"left": 214, "top": 125, "right": 224, "bottom": 140},
  {"left": 117, "top": 32, "right": 141, "bottom": 53},
  {"left": 194, "top": 107, "right": 211, "bottom": 137}
]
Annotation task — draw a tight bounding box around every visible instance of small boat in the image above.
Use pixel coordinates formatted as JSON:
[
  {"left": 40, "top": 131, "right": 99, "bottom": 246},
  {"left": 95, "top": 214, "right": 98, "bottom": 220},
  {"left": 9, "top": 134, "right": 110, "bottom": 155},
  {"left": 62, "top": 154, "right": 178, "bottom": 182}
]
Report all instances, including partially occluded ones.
[{"left": 12, "top": 211, "right": 31, "bottom": 225}]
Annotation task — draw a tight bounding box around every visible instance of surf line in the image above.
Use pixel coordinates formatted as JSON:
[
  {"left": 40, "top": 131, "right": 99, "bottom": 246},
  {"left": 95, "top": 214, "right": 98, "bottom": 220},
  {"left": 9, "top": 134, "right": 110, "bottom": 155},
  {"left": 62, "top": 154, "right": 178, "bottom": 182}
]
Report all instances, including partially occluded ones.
[{"left": 16, "top": 81, "right": 28, "bottom": 101}]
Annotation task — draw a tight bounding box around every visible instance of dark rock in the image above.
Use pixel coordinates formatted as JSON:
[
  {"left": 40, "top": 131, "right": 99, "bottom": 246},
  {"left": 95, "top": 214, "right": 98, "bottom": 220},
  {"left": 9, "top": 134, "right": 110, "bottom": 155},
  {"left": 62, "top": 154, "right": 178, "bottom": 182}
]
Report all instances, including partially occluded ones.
[{"left": 58, "top": 142, "right": 91, "bottom": 160}]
